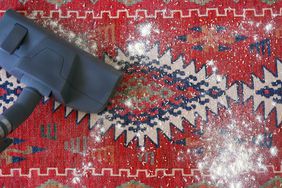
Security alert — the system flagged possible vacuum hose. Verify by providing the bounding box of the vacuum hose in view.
[0,87,41,138]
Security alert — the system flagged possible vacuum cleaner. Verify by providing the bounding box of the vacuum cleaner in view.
[0,9,122,152]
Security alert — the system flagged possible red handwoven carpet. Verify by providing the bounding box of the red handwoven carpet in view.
[0,0,282,187]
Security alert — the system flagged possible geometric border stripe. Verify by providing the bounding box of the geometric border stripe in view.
[0,8,281,19]
[1,166,281,178]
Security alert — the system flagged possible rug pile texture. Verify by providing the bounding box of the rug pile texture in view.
[0,0,281,187]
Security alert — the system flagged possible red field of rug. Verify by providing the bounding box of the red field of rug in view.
[0,0,281,187]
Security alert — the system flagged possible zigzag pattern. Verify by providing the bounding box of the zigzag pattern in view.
[243,59,282,126]
[101,44,238,146]
[52,101,99,125]
[0,8,281,19]
[0,165,281,178]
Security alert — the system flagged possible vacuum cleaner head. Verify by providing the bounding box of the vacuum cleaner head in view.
[0,9,122,150]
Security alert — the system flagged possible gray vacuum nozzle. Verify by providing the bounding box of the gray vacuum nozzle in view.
[0,9,122,151]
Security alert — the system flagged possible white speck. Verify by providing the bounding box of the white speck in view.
[248,21,254,26]
[256,22,261,27]
[212,66,217,72]
[124,99,133,107]
[91,42,98,51]
[128,42,146,56]
[100,127,105,133]
[95,136,101,142]
[113,64,122,70]
[116,123,122,129]
[255,115,262,123]
[229,182,242,188]
[257,155,267,171]
[87,162,93,167]
[256,53,262,60]
[207,60,215,66]
[253,35,258,41]
[265,23,273,33]
[198,162,205,171]
[139,23,152,37]
[72,177,81,184]
[75,38,83,46]
[69,31,76,39]
[154,29,160,34]
[255,134,263,145]
[49,20,58,28]
[90,131,95,138]
[270,146,278,156]
[216,75,222,82]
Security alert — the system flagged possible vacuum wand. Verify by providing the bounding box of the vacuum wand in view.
[0,9,122,150]
[0,87,41,138]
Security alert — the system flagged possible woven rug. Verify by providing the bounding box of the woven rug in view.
[0,0,281,187]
